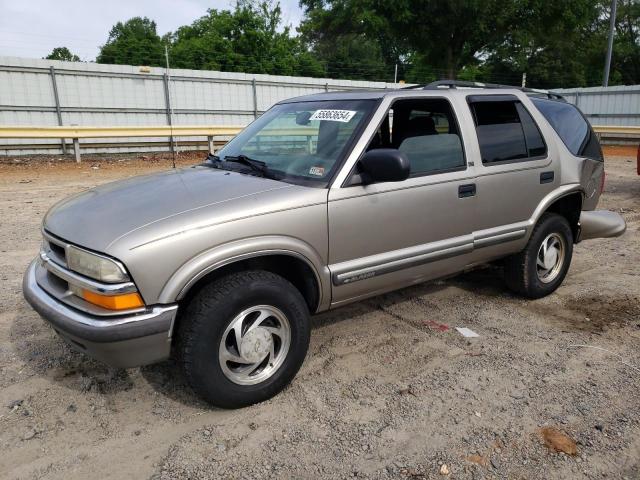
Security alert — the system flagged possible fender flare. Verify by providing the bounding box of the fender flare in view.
[525,184,584,234]
[157,235,330,310]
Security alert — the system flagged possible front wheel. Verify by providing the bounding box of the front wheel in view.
[504,213,574,299]
[176,270,310,408]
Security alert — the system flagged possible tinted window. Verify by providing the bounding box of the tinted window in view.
[531,97,602,160]
[516,103,547,156]
[366,98,465,176]
[470,99,547,164]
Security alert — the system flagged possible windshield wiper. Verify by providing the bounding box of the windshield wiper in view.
[223,155,277,179]
[202,153,224,168]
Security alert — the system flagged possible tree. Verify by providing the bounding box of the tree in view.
[300,0,521,81]
[299,0,404,81]
[97,17,164,66]
[166,1,324,77]
[298,0,640,87]
[376,0,524,80]
[45,47,80,62]
[482,1,605,88]
[610,0,640,85]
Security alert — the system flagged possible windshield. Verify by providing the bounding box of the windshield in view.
[215,99,376,186]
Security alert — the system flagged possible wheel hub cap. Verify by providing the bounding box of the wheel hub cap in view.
[536,233,565,284]
[239,327,273,363]
[218,305,291,386]
[543,247,558,270]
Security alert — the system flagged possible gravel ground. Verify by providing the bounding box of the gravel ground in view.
[0,152,638,480]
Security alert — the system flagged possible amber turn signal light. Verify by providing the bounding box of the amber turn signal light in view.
[82,290,144,310]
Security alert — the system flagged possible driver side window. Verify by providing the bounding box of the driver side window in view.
[367,98,466,176]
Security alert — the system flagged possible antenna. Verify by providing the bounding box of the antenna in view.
[165,44,176,169]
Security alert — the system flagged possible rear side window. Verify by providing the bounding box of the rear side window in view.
[531,97,603,160]
[469,97,547,165]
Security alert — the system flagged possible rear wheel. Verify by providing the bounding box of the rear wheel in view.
[177,270,310,408]
[504,213,573,299]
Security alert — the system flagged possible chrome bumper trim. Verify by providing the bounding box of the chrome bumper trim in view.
[23,260,177,342]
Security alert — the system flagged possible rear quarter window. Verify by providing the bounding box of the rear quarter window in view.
[468,97,547,165]
[531,97,603,160]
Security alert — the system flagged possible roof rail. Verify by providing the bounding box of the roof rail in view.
[420,80,565,100]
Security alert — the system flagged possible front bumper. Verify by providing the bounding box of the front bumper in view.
[578,210,627,242]
[22,260,178,368]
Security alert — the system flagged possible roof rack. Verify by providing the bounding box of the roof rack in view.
[404,80,564,100]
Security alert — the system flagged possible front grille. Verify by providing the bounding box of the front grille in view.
[46,270,68,291]
[48,242,66,262]
[43,232,68,267]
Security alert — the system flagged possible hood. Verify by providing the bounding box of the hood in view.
[44,166,293,252]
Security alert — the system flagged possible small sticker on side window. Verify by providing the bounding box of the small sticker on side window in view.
[309,166,325,176]
[309,109,356,123]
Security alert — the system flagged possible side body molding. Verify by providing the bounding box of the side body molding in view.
[328,184,585,291]
[158,236,330,311]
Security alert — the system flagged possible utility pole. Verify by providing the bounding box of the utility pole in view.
[165,44,176,167]
[521,72,527,88]
[394,64,398,84]
[603,0,617,87]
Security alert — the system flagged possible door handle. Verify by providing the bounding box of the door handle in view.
[540,171,555,184]
[458,183,476,198]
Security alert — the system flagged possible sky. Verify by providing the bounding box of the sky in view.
[0,0,304,61]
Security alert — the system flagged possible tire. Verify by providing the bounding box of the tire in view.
[504,213,574,299]
[176,270,310,408]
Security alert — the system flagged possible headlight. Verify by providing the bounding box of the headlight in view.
[66,245,129,283]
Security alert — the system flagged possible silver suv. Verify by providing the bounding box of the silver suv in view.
[23,81,626,408]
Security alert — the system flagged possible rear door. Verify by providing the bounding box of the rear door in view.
[468,94,559,241]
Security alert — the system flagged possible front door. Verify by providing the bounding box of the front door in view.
[327,97,478,306]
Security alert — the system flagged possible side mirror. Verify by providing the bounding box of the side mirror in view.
[358,149,410,184]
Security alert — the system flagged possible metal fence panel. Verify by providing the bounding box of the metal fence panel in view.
[1,55,638,155]
[554,85,640,126]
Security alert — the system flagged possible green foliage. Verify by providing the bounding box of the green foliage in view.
[377,0,520,80]
[92,0,640,87]
[298,0,403,80]
[299,0,640,87]
[45,47,80,62]
[97,17,165,66]
[483,0,605,88]
[611,0,640,84]
[166,1,324,77]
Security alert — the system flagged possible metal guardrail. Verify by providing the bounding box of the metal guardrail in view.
[592,125,640,146]
[592,126,640,135]
[0,124,638,162]
[0,125,244,162]
[0,125,243,138]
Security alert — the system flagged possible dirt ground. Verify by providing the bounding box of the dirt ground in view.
[0,151,638,480]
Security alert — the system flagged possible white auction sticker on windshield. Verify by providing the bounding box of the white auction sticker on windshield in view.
[309,109,357,123]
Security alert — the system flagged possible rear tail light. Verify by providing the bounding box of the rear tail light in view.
[600,170,606,194]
